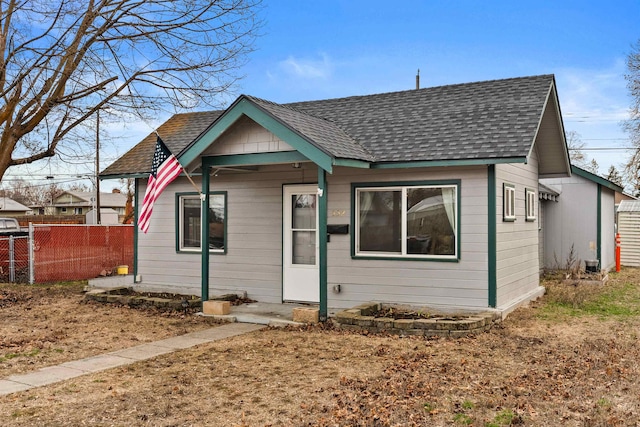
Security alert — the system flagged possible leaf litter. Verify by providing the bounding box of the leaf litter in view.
[1,271,640,425]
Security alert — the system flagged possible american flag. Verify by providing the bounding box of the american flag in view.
[138,136,182,233]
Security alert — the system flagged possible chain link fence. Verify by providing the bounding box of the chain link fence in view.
[0,235,30,282]
[0,224,134,283]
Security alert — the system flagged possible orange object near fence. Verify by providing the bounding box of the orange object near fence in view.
[616,232,621,273]
[32,225,133,283]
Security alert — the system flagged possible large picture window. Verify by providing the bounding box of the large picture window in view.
[355,183,458,259]
[177,192,226,253]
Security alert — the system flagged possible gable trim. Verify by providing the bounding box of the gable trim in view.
[180,97,334,173]
[531,81,572,178]
[571,165,624,193]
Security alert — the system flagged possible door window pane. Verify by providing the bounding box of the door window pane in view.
[292,230,316,265]
[292,194,316,229]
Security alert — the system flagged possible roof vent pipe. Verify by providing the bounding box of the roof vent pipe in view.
[416,69,420,89]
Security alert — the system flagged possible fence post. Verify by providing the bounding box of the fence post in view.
[8,235,14,282]
[29,223,34,284]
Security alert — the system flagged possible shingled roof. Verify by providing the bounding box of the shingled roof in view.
[102,111,222,177]
[102,74,560,177]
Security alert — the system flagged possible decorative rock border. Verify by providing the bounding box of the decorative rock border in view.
[84,287,201,310]
[333,302,501,337]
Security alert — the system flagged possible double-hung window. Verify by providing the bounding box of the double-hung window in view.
[503,184,516,221]
[525,188,536,221]
[354,182,459,259]
[176,192,226,253]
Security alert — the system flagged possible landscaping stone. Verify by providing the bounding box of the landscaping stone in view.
[292,307,319,324]
[84,288,202,312]
[332,301,501,338]
[203,301,231,315]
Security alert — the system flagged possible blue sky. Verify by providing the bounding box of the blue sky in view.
[9,0,640,189]
[235,0,638,179]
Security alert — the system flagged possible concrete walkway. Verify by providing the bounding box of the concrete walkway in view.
[0,322,265,397]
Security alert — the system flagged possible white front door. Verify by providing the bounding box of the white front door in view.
[283,185,319,302]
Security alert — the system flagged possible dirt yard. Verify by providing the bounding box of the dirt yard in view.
[2,271,640,426]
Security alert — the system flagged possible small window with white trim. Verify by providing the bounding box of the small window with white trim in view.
[525,188,536,221]
[503,184,516,221]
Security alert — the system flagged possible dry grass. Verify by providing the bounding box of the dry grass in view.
[2,270,640,426]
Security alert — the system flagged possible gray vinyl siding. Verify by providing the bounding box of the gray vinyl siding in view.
[541,174,616,271]
[495,149,541,309]
[326,166,489,311]
[136,164,489,310]
[201,115,294,156]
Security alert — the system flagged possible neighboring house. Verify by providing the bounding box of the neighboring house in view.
[0,197,32,216]
[615,191,636,207]
[101,74,571,319]
[617,200,640,267]
[50,190,127,221]
[540,166,622,272]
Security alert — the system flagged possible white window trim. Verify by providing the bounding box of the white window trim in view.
[525,188,536,221]
[503,184,516,221]
[354,184,458,260]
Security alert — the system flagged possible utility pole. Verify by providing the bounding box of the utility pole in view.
[96,110,101,224]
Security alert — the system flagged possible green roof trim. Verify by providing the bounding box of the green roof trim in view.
[333,158,371,168]
[204,151,309,167]
[180,97,334,173]
[371,157,527,169]
[571,165,624,193]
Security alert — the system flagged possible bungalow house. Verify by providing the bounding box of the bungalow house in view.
[0,197,32,216]
[48,190,127,222]
[101,74,571,319]
[539,166,622,272]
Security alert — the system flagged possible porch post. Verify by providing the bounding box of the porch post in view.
[318,168,328,321]
[597,184,602,267]
[487,164,497,308]
[201,165,210,306]
[133,178,139,283]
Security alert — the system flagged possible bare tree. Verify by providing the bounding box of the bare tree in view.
[0,0,262,181]
[625,39,640,194]
[606,165,624,187]
[566,130,589,168]
[584,158,599,175]
[1,178,62,207]
[625,39,640,144]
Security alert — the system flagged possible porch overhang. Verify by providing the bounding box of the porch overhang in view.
[180,97,336,174]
